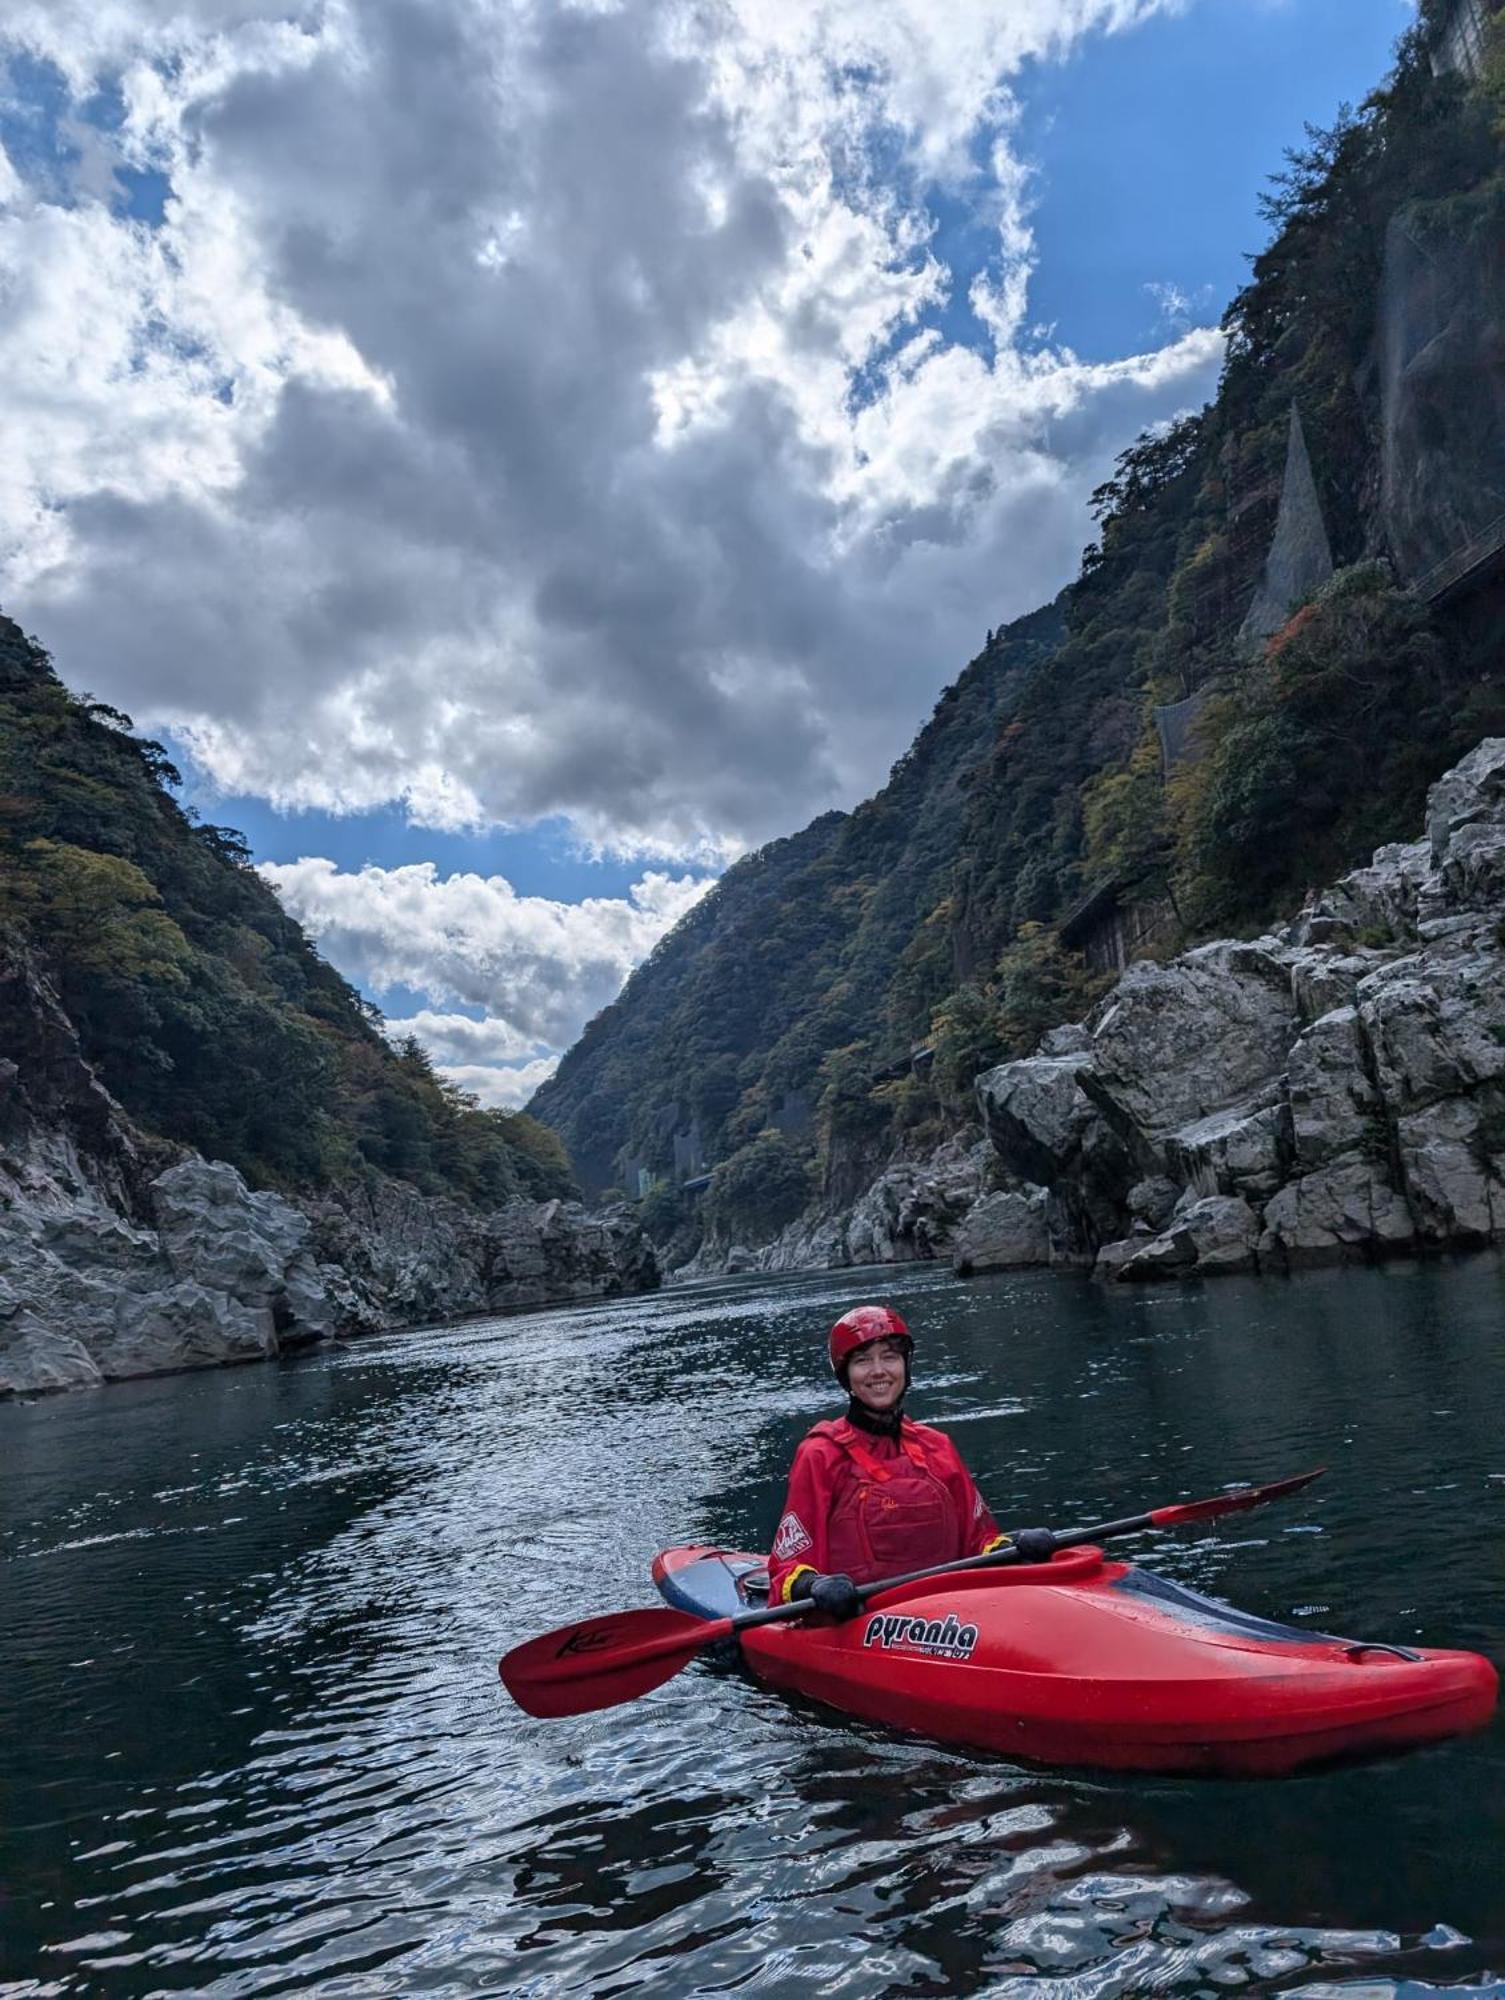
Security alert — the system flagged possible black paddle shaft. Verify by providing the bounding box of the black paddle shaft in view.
[718,1469,1327,1639]
[720,1514,1151,1640]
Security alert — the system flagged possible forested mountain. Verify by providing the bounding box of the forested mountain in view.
[533,4,1505,1233]
[0,617,572,1204]
[531,599,1066,1198]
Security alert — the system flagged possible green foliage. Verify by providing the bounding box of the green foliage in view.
[1174,565,1455,924]
[1079,738,1172,890]
[703,1131,813,1241]
[0,617,576,1203]
[495,1110,576,1200]
[636,1178,686,1244]
[10,840,192,988]
[927,984,1006,1105]
[994,928,1111,1060]
[816,1042,889,1150]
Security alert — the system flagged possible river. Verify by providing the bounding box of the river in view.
[3,1258,1504,1997]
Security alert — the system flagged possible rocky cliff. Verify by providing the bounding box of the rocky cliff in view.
[0,941,657,1398]
[670,1134,995,1281]
[667,738,1505,1290]
[968,738,1505,1280]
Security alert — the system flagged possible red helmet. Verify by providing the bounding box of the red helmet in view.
[828,1304,912,1381]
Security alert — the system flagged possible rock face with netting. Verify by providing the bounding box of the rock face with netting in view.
[1238,404,1335,647]
[1380,210,1505,602]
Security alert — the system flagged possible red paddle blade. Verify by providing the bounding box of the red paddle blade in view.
[500,1606,726,1718]
[1149,1466,1327,1528]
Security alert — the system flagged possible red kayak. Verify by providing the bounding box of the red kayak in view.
[652,1544,1497,1776]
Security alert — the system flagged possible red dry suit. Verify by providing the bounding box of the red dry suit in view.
[768,1414,1004,1603]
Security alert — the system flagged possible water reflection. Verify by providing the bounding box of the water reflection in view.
[2,1257,1503,1996]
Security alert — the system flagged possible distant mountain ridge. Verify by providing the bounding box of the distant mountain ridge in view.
[530,597,1066,1194]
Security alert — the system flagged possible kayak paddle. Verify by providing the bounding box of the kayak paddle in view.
[500,1466,1325,1719]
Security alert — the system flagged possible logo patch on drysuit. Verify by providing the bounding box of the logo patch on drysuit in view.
[772,1511,813,1560]
[863,1608,980,1662]
[972,1490,986,1520]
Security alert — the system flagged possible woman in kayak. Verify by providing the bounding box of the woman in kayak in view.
[768,1303,1055,1620]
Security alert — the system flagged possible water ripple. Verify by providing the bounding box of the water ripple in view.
[3,1257,1504,1996]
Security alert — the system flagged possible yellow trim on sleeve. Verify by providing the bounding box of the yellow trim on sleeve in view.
[982,1534,1011,1554]
[779,1563,818,1604]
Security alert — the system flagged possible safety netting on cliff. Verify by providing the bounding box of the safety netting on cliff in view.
[1380,208,1505,602]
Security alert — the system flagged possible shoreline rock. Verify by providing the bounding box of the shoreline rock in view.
[0,944,658,1399]
[973,737,1505,1283]
[667,738,1505,1295]
[668,1134,993,1283]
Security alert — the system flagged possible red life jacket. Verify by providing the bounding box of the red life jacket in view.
[811,1417,967,1584]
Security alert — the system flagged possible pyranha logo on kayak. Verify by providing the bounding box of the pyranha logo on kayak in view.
[863,1610,980,1663]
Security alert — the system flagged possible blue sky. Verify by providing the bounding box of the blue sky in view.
[0,0,1415,1106]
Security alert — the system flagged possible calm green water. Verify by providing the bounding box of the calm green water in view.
[4,1258,1505,1998]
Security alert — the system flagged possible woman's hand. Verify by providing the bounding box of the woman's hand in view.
[792,1570,863,1620]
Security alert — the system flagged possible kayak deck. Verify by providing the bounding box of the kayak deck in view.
[651,1544,1498,1776]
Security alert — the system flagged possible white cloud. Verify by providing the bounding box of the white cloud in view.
[437,1056,561,1111]
[261,855,714,1047]
[0,0,1223,862]
[380,1009,564,1110]
[381,1008,543,1066]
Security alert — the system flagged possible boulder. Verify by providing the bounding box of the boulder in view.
[1259,1160,1414,1269]
[1164,1096,1291,1201]
[1396,1096,1504,1243]
[951,1187,1051,1275]
[152,1158,339,1343]
[1285,946,1386,1023]
[1114,1195,1261,1281]
[976,1052,1100,1185]
[975,1053,1132,1251]
[1358,939,1505,1113]
[1287,840,1429,951]
[0,1312,103,1395]
[1286,1008,1383,1170]
[1427,737,1505,867]
[1092,1235,1147,1280]
[1127,1177,1181,1231]
[1086,940,1300,1152]
[841,1149,983,1266]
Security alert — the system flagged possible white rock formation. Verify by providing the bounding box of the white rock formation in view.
[974,738,1505,1281]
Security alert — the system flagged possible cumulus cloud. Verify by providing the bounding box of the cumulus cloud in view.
[435,1057,560,1111]
[378,1006,559,1109]
[262,856,713,1062]
[380,1007,544,1067]
[1,0,1223,863]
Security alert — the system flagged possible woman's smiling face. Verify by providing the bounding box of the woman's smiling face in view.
[845,1335,907,1411]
